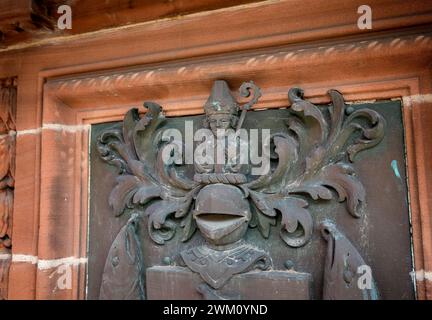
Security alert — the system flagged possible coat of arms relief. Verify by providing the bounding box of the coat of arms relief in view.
[95,80,385,300]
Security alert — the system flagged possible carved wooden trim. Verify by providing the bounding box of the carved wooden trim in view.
[0,77,16,300]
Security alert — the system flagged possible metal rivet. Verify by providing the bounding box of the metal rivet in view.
[112,256,119,267]
[162,256,172,265]
[284,260,294,270]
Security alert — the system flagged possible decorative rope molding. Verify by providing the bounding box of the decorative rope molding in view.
[46,33,432,100]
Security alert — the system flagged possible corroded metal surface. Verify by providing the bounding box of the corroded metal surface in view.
[88,80,413,299]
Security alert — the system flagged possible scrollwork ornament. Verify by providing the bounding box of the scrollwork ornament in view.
[97,80,385,298]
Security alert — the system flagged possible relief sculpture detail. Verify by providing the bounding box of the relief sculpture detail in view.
[0,78,16,300]
[96,80,385,300]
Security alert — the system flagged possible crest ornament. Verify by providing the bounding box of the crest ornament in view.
[96,80,385,299]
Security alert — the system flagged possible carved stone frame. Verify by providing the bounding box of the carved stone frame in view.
[1,0,431,299]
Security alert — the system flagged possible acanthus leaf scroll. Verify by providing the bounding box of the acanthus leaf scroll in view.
[96,80,385,298]
[97,103,199,244]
